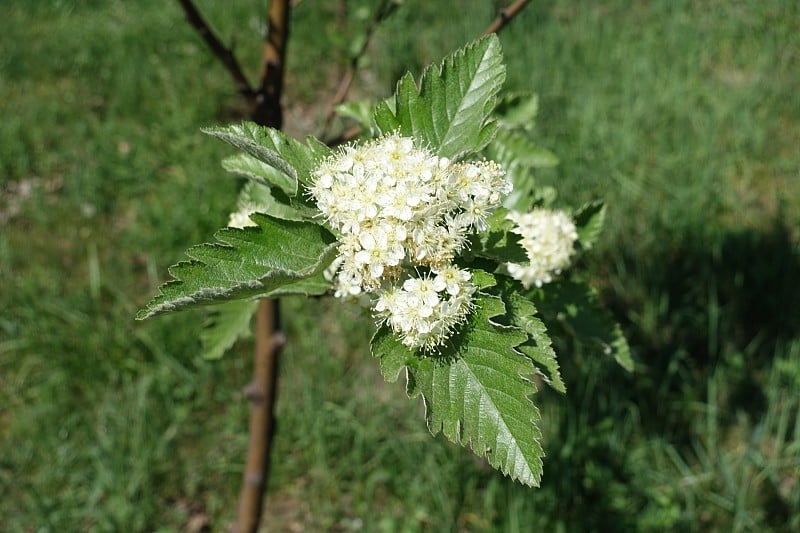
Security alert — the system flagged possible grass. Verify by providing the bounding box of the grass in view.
[2,0,799,531]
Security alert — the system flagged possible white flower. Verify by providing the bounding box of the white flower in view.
[505,208,578,288]
[306,133,510,349]
[432,265,472,296]
[374,270,476,352]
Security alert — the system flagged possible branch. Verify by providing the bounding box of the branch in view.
[176,0,255,100]
[252,0,291,128]
[234,2,291,532]
[483,0,530,36]
[234,300,285,533]
[320,0,399,137]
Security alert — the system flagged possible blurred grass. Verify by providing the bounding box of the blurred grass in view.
[1,0,798,531]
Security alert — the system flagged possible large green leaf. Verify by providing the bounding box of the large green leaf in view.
[200,300,258,360]
[137,214,336,319]
[374,35,506,160]
[371,291,544,487]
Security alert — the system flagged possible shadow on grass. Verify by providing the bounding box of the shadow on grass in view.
[608,215,799,428]
[518,213,800,530]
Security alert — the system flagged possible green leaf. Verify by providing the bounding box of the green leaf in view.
[498,163,537,213]
[574,201,606,250]
[137,214,336,319]
[262,272,332,298]
[484,131,558,213]
[371,291,544,487]
[222,153,296,196]
[335,100,375,131]
[490,279,565,393]
[467,208,528,264]
[204,122,332,190]
[533,279,633,371]
[370,325,419,383]
[236,181,306,222]
[374,35,506,160]
[495,92,539,129]
[470,269,497,290]
[491,129,559,169]
[200,300,258,360]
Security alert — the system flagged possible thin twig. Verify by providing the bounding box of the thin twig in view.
[326,125,364,147]
[320,0,399,138]
[483,0,530,35]
[176,0,255,100]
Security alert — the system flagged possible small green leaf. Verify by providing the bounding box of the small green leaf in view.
[374,35,506,160]
[235,181,306,222]
[495,93,539,129]
[372,291,545,487]
[574,201,606,250]
[490,129,559,169]
[204,123,331,190]
[200,300,258,360]
[498,164,537,213]
[137,214,336,319]
[335,100,375,131]
[533,279,633,371]
[222,153,296,195]
[370,324,419,382]
[467,208,528,264]
[470,268,497,290]
[484,130,558,214]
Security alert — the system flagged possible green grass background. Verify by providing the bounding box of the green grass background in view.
[2,0,799,531]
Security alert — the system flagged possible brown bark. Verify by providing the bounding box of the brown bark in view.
[252,0,290,129]
[234,2,291,532]
[233,300,285,533]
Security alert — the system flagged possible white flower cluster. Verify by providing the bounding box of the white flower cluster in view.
[308,133,511,351]
[374,266,476,349]
[506,208,578,288]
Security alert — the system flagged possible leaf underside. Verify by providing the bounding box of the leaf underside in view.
[222,153,296,196]
[200,299,258,360]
